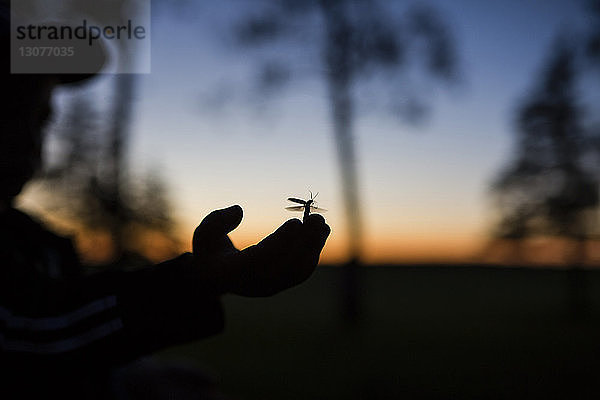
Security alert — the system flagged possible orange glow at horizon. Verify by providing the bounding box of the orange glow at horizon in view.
[17,189,600,268]
[152,220,486,265]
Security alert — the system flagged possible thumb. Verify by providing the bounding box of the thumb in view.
[193,205,243,253]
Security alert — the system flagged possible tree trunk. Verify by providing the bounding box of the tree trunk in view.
[108,71,136,259]
[322,0,363,324]
[567,235,589,321]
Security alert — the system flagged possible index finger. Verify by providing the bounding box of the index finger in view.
[303,214,331,251]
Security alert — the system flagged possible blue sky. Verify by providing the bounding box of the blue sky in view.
[30,0,595,264]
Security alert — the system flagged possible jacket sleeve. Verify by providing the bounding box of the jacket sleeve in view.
[0,252,224,369]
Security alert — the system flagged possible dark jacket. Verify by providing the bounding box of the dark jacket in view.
[0,208,224,398]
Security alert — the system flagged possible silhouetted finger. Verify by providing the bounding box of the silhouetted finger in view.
[302,214,331,250]
[229,219,303,274]
[304,213,327,229]
[282,215,329,284]
[193,205,243,254]
[194,205,242,240]
[275,218,303,236]
[257,218,303,248]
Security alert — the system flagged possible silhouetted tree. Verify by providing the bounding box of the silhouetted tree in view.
[61,0,146,261]
[233,0,458,322]
[20,0,176,266]
[493,43,598,251]
[39,93,179,266]
[586,0,600,67]
[490,39,600,319]
[492,39,600,261]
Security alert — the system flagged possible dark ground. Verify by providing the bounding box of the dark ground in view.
[159,265,600,399]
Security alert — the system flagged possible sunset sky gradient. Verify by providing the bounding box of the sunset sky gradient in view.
[19,0,596,265]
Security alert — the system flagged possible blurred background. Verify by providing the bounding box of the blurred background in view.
[15,0,600,398]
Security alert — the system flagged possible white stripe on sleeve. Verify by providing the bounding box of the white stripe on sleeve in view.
[0,318,123,354]
[0,295,118,331]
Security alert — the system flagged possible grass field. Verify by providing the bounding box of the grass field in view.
[159,266,600,399]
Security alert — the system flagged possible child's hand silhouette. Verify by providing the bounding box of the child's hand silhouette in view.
[193,205,330,297]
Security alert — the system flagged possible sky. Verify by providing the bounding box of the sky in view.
[20,0,596,265]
